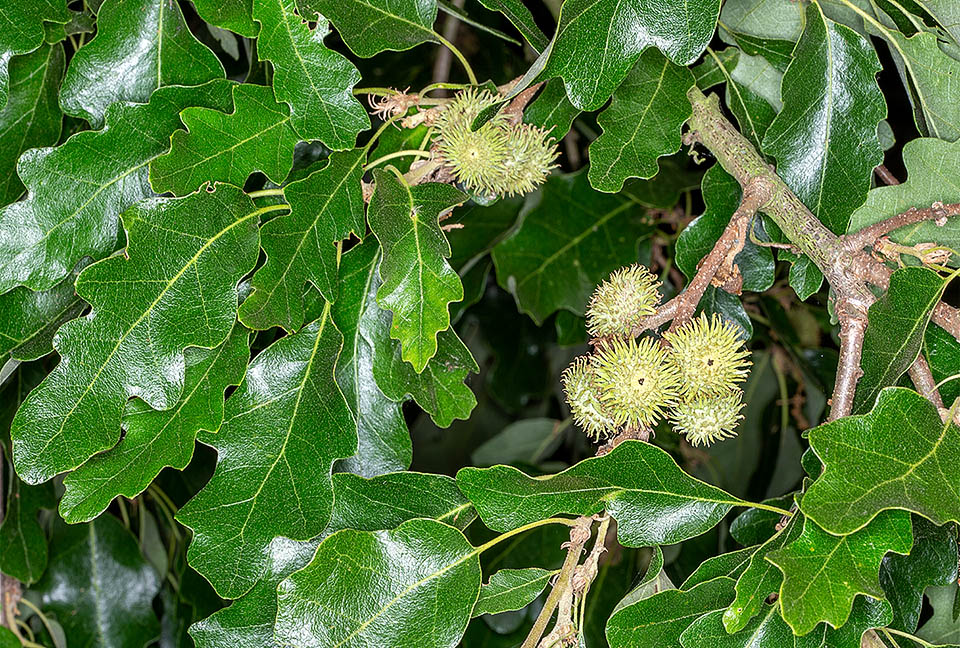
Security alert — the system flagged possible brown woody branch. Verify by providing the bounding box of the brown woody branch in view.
[842,201,960,252]
[908,353,945,412]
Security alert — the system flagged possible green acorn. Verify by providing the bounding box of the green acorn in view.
[562,356,616,440]
[591,336,681,429]
[586,265,661,337]
[664,314,751,398]
[670,392,745,447]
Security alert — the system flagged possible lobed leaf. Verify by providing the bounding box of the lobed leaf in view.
[472,568,556,617]
[192,0,258,37]
[298,0,439,58]
[0,0,69,109]
[0,477,54,584]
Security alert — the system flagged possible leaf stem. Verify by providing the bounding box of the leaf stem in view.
[418,82,468,99]
[249,203,291,219]
[472,517,579,556]
[361,113,406,155]
[353,87,402,97]
[364,149,432,171]
[18,597,57,646]
[744,500,793,517]
[432,32,478,85]
[247,187,285,199]
[883,628,938,648]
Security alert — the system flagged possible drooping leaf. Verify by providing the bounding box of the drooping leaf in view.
[683,603,801,648]
[11,183,261,485]
[0,476,54,584]
[368,170,466,372]
[588,47,694,193]
[0,263,86,362]
[457,440,753,547]
[767,510,913,635]
[853,267,945,413]
[252,0,368,146]
[471,418,567,468]
[802,387,960,536]
[472,568,556,617]
[150,83,299,196]
[476,0,548,51]
[59,323,250,524]
[881,516,959,633]
[694,46,739,90]
[192,0,258,37]
[918,585,960,646]
[724,51,781,151]
[33,515,162,648]
[719,0,804,43]
[0,0,69,110]
[275,518,481,648]
[681,547,757,590]
[240,149,366,332]
[761,2,884,235]
[728,494,794,546]
[523,78,579,139]
[490,170,652,324]
[298,0,439,58]
[540,0,721,110]
[190,471,471,647]
[0,43,64,206]
[59,0,224,128]
[0,79,234,293]
[848,137,960,254]
[606,577,736,648]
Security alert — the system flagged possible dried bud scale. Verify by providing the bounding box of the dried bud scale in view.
[586,265,661,337]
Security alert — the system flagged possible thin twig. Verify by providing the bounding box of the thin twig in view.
[843,201,960,252]
[874,164,900,186]
[908,353,945,412]
[830,314,867,420]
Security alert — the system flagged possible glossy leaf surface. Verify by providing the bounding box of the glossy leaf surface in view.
[299,0,439,57]
[473,568,555,617]
[0,0,69,109]
[0,265,85,362]
[0,477,54,584]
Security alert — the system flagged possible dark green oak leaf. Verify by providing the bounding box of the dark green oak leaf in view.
[59,323,251,524]
[252,0,368,146]
[332,239,411,477]
[767,510,913,635]
[848,137,960,256]
[32,515,162,648]
[0,628,16,647]
[0,0,69,110]
[523,78,579,139]
[802,387,960,536]
[59,0,224,127]
[239,149,365,332]
[681,547,757,590]
[192,0,258,37]
[473,568,556,617]
[606,577,735,648]
[297,0,439,58]
[275,518,481,648]
[190,471,473,647]
[0,476,55,584]
[368,169,466,372]
[761,2,884,236]
[0,43,63,206]
[0,79,234,293]
[540,0,721,110]
[0,263,86,362]
[10,183,260,485]
[853,267,945,414]
[150,83,299,196]
[490,170,651,324]
[693,46,739,90]
[918,585,960,646]
[714,50,780,151]
[457,440,755,547]
[476,0,548,51]
[728,494,794,546]
[177,307,356,599]
[881,516,959,632]
[588,47,694,192]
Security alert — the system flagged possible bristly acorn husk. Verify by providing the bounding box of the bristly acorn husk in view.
[664,313,751,398]
[586,264,661,337]
[562,356,616,440]
[670,392,745,447]
[591,336,680,429]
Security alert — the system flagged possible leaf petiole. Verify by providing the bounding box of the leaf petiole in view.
[433,32,479,85]
[364,149,432,171]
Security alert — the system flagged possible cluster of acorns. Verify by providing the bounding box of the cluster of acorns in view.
[562,265,752,447]
[434,88,559,197]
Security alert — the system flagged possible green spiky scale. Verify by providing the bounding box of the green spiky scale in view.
[562,356,616,440]
[664,314,751,399]
[591,336,680,429]
[586,265,661,337]
[670,392,745,447]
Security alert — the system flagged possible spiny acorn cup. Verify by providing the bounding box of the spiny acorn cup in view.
[670,392,745,447]
[664,313,751,398]
[434,88,559,197]
[591,336,681,429]
[586,265,661,337]
[562,356,617,440]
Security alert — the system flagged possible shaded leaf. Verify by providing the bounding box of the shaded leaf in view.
[802,387,960,535]
[60,0,223,127]
[0,43,64,206]
[299,0,439,58]
[729,494,794,546]
[919,585,960,646]
[253,0,368,146]
[150,83,299,196]
[0,79,234,293]
[886,30,960,142]
[332,239,411,477]
[177,308,356,598]
[33,515,162,648]
[472,568,555,617]
[368,170,466,372]
[768,510,913,635]
[476,0,548,52]
[854,267,945,413]
[59,323,250,523]
[11,183,260,485]
[491,170,651,324]
[275,518,481,648]
[192,0,258,37]
[0,476,54,584]
[471,418,567,468]
[588,48,694,193]
[0,0,69,109]
[540,0,721,110]
[725,51,781,151]
[523,78,579,139]
[681,547,757,590]
[457,440,752,547]
[683,603,805,648]
[693,46,739,90]
[240,149,365,331]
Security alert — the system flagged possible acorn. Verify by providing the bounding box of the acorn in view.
[591,336,681,429]
[586,265,661,337]
[664,313,751,399]
[562,356,616,440]
[670,392,745,447]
